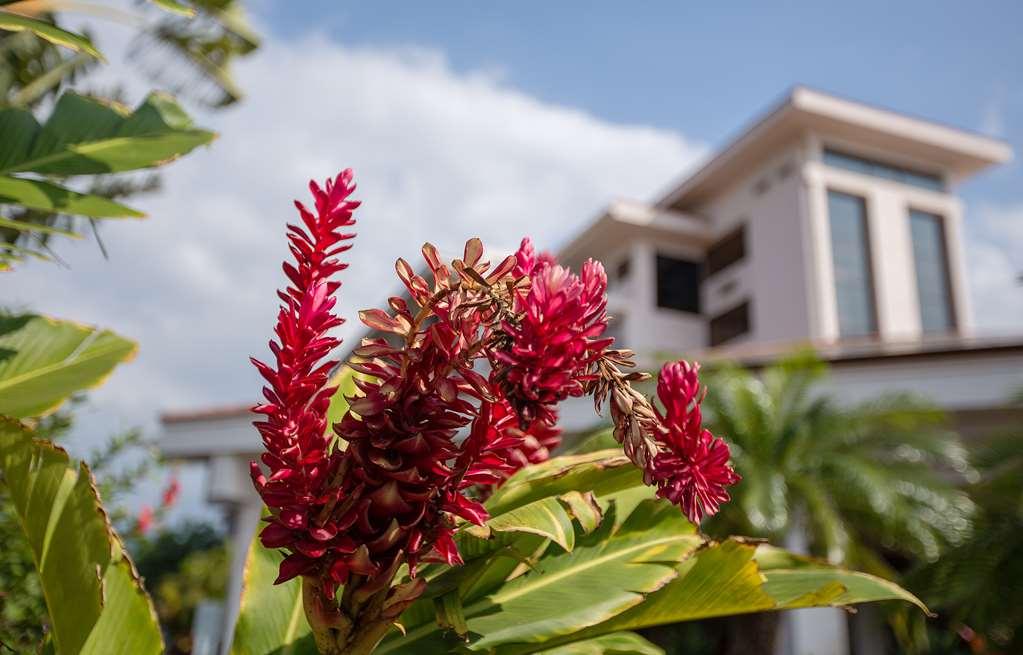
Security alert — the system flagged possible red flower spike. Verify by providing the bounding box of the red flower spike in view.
[249,170,359,587]
[647,361,741,524]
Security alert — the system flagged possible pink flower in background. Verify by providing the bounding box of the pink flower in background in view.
[136,505,154,535]
[160,476,180,509]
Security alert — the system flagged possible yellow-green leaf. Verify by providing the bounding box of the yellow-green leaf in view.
[0,419,162,654]
[0,314,136,418]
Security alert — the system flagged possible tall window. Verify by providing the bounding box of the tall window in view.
[909,209,955,333]
[828,191,877,337]
[656,253,701,313]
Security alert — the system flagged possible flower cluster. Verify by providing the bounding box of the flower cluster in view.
[492,238,612,426]
[251,169,739,653]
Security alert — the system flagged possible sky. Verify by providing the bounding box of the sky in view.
[4,1,1022,523]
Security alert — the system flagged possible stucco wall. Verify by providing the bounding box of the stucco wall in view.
[698,144,815,345]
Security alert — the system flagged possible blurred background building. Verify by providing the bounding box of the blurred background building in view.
[159,87,1021,655]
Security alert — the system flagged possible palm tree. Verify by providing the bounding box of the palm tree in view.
[695,352,975,654]
[906,392,1023,654]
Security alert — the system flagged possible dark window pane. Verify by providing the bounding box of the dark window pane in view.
[706,225,746,277]
[710,301,750,346]
[910,210,955,333]
[828,191,877,337]
[823,148,945,192]
[656,254,701,313]
[615,257,631,282]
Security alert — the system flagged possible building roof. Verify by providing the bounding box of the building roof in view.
[161,403,253,425]
[695,333,1023,369]
[557,199,712,267]
[656,86,1013,211]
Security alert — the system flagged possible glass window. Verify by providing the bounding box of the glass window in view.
[709,301,750,346]
[909,210,955,333]
[656,254,701,313]
[706,225,746,277]
[823,148,945,192]
[828,191,877,337]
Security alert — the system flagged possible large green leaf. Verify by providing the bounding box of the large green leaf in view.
[229,527,316,655]
[501,540,928,654]
[0,91,215,177]
[0,419,162,654]
[0,91,215,267]
[0,314,136,418]
[378,449,925,654]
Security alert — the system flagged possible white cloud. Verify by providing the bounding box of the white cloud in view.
[966,203,1023,333]
[3,31,703,451]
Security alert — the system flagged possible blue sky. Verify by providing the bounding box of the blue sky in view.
[263,0,1022,205]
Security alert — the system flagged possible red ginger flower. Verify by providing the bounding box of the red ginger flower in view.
[492,238,612,425]
[647,361,741,524]
[249,170,358,587]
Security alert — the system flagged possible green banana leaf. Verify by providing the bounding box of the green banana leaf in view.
[0,90,215,267]
[0,314,136,418]
[0,11,103,59]
[0,91,215,177]
[534,632,663,655]
[0,418,163,654]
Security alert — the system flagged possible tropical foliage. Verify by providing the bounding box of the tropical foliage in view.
[226,170,927,654]
[0,0,257,269]
[699,354,975,571]
[907,402,1023,653]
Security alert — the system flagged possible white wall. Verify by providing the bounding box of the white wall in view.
[698,145,816,345]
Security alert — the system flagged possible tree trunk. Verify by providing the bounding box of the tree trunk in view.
[720,612,782,655]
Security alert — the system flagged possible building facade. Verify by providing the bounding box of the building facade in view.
[160,88,1022,655]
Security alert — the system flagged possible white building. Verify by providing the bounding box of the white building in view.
[160,87,1022,654]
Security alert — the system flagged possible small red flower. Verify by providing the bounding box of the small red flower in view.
[160,476,180,509]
